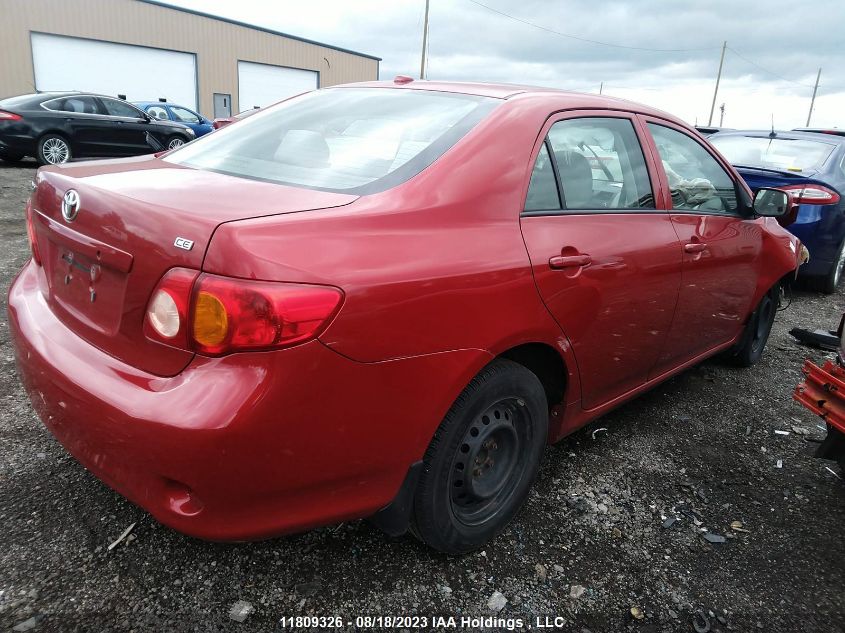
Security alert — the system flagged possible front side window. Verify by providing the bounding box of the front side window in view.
[146,105,169,121]
[171,106,200,124]
[547,117,654,210]
[166,88,498,193]
[648,123,738,213]
[101,98,143,118]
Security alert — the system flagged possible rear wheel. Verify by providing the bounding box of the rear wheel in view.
[730,286,778,367]
[411,359,547,554]
[37,134,71,165]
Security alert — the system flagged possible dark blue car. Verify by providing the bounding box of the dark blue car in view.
[710,130,845,293]
[134,102,213,138]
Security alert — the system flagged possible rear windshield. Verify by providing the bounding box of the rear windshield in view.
[710,135,836,173]
[166,88,499,193]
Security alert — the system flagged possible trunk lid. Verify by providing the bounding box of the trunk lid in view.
[30,157,357,376]
[734,165,822,191]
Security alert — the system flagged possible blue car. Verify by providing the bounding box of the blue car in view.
[134,102,213,138]
[710,130,845,293]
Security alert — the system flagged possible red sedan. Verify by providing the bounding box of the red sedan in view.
[9,79,803,554]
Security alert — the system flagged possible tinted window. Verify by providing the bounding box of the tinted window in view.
[171,106,200,124]
[101,98,143,118]
[547,118,654,210]
[525,143,560,211]
[709,134,836,173]
[146,105,169,121]
[166,88,498,193]
[649,123,738,213]
[43,96,100,114]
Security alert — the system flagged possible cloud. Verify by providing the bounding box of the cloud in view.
[160,0,845,129]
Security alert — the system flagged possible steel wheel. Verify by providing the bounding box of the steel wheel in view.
[449,398,528,526]
[41,137,70,164]
[167,137,185,150]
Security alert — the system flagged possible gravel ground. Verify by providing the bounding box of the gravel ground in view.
[1,159,844,633]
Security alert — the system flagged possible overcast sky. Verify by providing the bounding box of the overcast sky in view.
[162,0,845,130]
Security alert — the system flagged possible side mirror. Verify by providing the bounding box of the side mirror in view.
[752,188,791,217]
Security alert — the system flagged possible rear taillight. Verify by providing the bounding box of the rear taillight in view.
[144,268,199,349]
[144,270,343,355]
[25,199,41,265]
[0,110,22,121]
[777,184,841,205]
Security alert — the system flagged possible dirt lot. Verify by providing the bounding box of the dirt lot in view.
[0,159,843,633]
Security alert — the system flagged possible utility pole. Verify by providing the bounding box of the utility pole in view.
[708,41,727,127]
[719,103,725,127]
[599,82,603,95]
[806,68,821,127]
[419,0,430,80]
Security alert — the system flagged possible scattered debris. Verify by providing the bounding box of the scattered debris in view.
[730,520,750,533]
[228,600,254,623]
[534,563,547,581]
[776,460,783,469]
[487,590,507,612]
[439,585,452,597]
[703,532,726,544]
[692,610,712,633]
[35,452,46,459]
[630,606,645,620]
[792,426,810,436]
[591,427,608,440]
[662,516,678,529]
[12,617,41,632]
[825,466,842,480]
[789,326,839,351]
[612,527,622,538]
[553,564,565,573]
[107,522,136,551]
[774,430,790,436]
[569,585,586,599]
[745,425,752,437]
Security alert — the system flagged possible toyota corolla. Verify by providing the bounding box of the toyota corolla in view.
[8,79,804,554]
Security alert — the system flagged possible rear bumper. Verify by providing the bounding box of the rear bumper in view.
[9,260,488,540]
[789,213,842,277]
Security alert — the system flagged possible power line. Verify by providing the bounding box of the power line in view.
[726,46,815,88]
[466,0,719,52]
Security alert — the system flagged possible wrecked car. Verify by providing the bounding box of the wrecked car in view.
[9,79,805,553]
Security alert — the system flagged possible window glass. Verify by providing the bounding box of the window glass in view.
[166,88,498,194]
[101,98,143,118]
[146,105,169,121]
[547,117,654,210]
[648,123,738,213]
[170,106,200,124]
[525,143,561,211]
[43,96,100,114]
[709,134,835,173]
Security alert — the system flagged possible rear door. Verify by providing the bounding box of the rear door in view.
[43,96,113,156]
[641,118,762,376]
[519,111,682,409]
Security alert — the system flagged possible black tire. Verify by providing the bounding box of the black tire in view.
[812,239,845,295]
[0,150,25,163]
[166,135,188,150]
[37,134,71,165]
[730,286,779,367]
[411,359,548,554]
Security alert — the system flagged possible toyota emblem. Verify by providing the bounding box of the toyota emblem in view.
[61,189,80,222]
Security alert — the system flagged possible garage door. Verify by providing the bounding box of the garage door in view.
[31,33,198,111]
[237,61,318,112]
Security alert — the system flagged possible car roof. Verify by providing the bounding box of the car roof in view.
[330,79,684,122]
[709,129,845,145]
[134,101,193,108]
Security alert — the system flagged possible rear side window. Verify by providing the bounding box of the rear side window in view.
[648,123,739,214]
[525,143,561,211]
[42,96,100,114]
[547,117,654,210]
[166,88,499,194]
[146,105,169,120]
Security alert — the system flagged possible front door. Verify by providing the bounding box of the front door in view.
[96,97,151,156]
[519,112,682,410]
[642,119,762,376]
[213,93,232,118]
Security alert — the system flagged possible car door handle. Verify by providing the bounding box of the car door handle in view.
[549,254,592,269]
[684,242,708,253]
